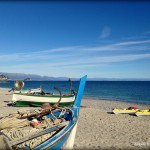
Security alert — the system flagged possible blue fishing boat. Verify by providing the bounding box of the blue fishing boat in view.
[0,75,87,150]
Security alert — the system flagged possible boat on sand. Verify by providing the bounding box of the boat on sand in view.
[112,106,138,114]
[0,75,87,150]
[135,109,150,116]
[11,81,76,107]
[12,91,75,107]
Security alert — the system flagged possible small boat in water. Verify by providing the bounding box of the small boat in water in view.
[0,75,87,150]
[112,106,138,114]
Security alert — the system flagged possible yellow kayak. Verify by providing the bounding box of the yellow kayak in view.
[135,109,150,116]
[113,107,138,114]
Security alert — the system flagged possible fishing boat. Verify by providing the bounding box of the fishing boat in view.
[112,106,138,114]
[0,75,87,150]
[10,80,76,107]
[11,81,76,107]
[135,109,150,116]
[12,92,76,107]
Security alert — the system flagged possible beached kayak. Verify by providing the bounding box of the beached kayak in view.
[135,109,150,116]
[112,106,138,114]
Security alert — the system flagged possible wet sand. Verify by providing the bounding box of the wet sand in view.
[0,88,150,150]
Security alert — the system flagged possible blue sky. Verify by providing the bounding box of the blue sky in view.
[0,2,150,79]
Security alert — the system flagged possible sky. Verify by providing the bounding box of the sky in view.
[0,1,150,79]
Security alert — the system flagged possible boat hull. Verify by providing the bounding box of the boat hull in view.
[12,93,75,107]
[113,111,137,114]
[34,116,78,150]
[35,75,87,149]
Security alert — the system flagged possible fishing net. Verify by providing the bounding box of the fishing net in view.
[0,109,68,150]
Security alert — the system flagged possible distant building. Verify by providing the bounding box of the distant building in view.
[0,74,9,83]
[0,74,9,80]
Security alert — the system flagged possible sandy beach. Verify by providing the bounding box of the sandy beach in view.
[0,88,150,150]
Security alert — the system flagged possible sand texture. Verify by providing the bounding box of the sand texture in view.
[0,88,150,150]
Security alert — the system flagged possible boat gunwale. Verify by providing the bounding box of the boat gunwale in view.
[34,109,78,150]
[13,93,75,98]
[34,75,87,149]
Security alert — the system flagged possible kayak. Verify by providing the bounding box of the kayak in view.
[135,109,150,116]
[112,106,138,114]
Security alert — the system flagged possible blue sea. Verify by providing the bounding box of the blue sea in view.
[0,81,150,105]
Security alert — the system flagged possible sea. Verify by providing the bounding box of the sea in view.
[0,81,150,105]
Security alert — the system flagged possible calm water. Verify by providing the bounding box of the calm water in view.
[0,81,150,104]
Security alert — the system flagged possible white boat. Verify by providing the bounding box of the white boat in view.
[12,91,75,107]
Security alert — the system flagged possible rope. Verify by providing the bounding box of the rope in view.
[1,118,64,149]
[0,114,30,130]
[16,131,56,149]
[0,108,69,149]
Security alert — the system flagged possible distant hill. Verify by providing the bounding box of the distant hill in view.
[0,72,150,81]
[0,72,71,81]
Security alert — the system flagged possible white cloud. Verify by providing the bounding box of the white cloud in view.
[114,39,150,46]
[92,53,150,63]
[82,39,150,52]
[143,31,150,34]
[1,39,150,63]
[1,52,150,70]
[100,26,111,39]
[1,38,150,77]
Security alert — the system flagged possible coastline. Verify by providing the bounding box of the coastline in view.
[0,88,150,149]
